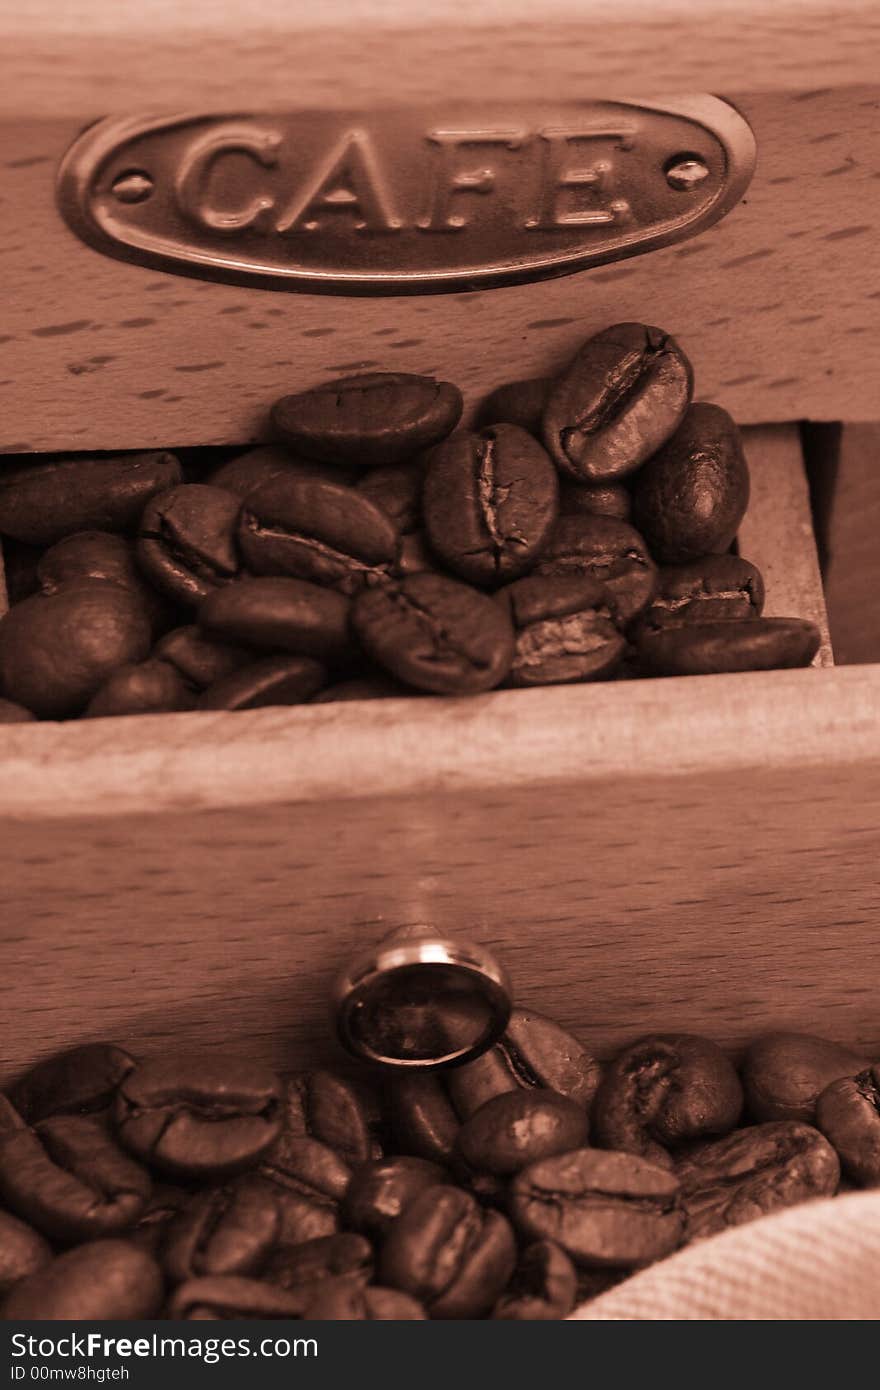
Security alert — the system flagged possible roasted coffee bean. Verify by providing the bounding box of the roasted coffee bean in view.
[638,555,765,630]
[271,372,463,467]
[676,1121,840,1241]
[251,1083,358,1246]
[312,674,412,703]
[448,1008,602,1119]
[510,1149,684,1268]
[5,1016,871,1320]
[496,573,625,686]
[0,696,36,722]
[115,1056,282,1180]
[0,1210,53,1297]
[208,445,349,497]
[84,660,199,717]
[260,1232,373,1293]
[0,1115,151,1242]
[356,463,424,534]
[352,572,514,694]
[2,1240,163,1320]
[245,1181,338,1251]
[743,1033,872,1124]
[0,1095,24,1131]
[247,1134,349,1247]
[8,1042,136,1124]
[534,514,657,625]
[492,1240,578,1321]
[422,425,559,585]
[476,377,552,438]
[137,484,241,605]
[395,529,439,576]
[36,531,145,590]
[454,1170,509,1210]
[167,1275,310,1320]
[199,576,353,662]
[635,617,821,677]
[381,1184,516,1318]
[278,1072,383,1164]
[0,452,182,547]
[262,1119,357,1199]
[815,1066,880,1186]
[343,1156,447,1237]
[38,532,143,594]
[593,1035,743,1166]
[304,1279,427,1319]
[199,655,327,710]
[0,584,152,718]
[543,324,693,483]
[456,1089,589,1176]
[238,475,399,594]
[162,1181,280,1282]
[1,539,41,603]
[631,403,749,562]
[37,531,173,634]
[127,1183,191,1257]
[560,480,632,521]
[154,625,251,689]
[387,1075,460,1164]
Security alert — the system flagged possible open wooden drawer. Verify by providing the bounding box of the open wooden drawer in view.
[2,425,875,1083]
[1,1,879,1085]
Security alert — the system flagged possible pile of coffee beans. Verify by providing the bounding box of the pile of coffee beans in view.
[0,322,821,722]
[1,1026,875,1320]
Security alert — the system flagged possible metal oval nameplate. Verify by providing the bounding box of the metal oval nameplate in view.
[57,97,756,295]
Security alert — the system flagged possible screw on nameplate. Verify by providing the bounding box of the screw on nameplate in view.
[110,170,154,204]
[665,155,711,191]
[56,98,756,295]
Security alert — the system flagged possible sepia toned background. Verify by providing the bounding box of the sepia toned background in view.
[0,0,878,1077]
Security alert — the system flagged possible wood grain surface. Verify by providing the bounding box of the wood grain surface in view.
[1,83,879,452]
[738,426,832,665]
[6,1,880,116]
[1,430,873,1080]
[2,668,879,1083]
[824,423,880,665]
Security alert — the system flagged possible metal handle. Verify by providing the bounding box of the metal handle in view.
[332,925,512,1070]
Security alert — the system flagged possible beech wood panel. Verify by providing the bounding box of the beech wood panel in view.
[2,672,880,1085]
[737,427,832,665]
[1,84,879,452]
[825,424,880,665]
[6,1,880,116]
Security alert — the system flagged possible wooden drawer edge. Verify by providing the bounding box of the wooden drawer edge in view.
[0,424,837,821]
[4,727,880,1076]
[7,2,880,115]
[0,663,876,822]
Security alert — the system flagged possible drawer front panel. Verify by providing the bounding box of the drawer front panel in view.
[2,747,880,1082]
[1,87,878,453]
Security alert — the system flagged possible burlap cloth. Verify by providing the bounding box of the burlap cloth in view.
[569,1192,880,1320]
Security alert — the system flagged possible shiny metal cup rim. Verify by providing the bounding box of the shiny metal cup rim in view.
[332,935,512,1070]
